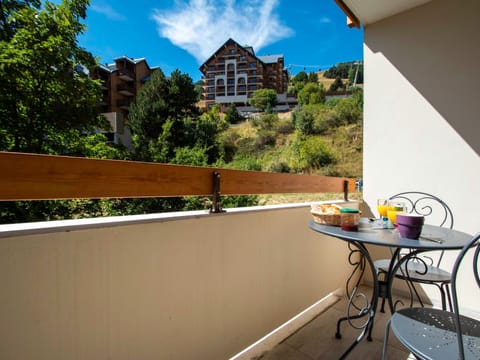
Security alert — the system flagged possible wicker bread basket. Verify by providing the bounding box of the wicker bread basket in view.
[310,204,342,226]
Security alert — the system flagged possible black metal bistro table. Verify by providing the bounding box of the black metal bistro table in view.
[309,218,472,359]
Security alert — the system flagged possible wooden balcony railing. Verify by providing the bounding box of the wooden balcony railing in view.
[0,152,355,205]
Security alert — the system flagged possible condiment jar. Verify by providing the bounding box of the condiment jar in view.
[340,208,360,231]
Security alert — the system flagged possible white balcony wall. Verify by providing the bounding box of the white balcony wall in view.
[362,0,480,312]
[0,205,353,360]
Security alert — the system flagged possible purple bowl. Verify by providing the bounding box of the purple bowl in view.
[396,214,425,227]
[397,223,423,239]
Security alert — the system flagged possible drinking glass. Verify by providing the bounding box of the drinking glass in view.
[377,199,389,219]
[387,201,407,227]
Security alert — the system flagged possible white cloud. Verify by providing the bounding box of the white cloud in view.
[91,2,126,21]
[151,0,293,63]
[318,16,331,24]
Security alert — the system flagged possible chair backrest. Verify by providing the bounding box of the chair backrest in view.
[389,191,454,229]
[450,232,480,359]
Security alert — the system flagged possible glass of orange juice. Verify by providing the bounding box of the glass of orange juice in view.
[387,201,407,227]
[377,199,389,219]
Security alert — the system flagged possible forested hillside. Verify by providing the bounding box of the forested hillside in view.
[0,0,363,223]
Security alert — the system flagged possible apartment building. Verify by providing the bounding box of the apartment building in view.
[199,38,290,111]
[93,56,158,148]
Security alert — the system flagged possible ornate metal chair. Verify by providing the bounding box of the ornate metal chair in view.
[382,232,480,359]
[374,192,454,311]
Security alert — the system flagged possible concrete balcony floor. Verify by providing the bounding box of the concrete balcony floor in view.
[260,287,415,360]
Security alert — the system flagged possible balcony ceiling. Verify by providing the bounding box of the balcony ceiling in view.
[340,0,433,26]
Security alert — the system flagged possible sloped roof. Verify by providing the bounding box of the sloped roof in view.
[200,38,243,68]
[244,46,255,56]
[199,38,284,71]
[258,55,283,64]
[105,56,157,72]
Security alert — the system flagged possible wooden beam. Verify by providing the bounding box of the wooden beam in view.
[334,0,361,29]
[0,152,355,201]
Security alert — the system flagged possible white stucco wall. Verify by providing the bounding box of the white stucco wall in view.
[0,205,352,360]
[362,0,480,312]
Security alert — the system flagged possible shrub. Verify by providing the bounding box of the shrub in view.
[292,108,314,135]
[267,160,291,173]
[172,146,208,166]
[288,134,336,172]
[225,104,243,124]
[228,154,262,171]
[254,129,276,150]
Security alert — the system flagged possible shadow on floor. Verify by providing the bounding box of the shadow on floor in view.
[258,287,416,360]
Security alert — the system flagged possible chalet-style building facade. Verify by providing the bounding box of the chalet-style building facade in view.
[93,56,158,148]
[199,38,290,111]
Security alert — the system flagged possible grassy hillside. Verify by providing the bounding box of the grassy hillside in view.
[219,106,363,204]
[222,115,362,176]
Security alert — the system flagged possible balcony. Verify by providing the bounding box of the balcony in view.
[0,1,478,357]
[117,83,135,96]
[0,152,369,359]
[118,69,135,82]
[117,98,132,110]
[254,286,412,359]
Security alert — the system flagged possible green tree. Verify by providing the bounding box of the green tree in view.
[308,72,318,83]
[293,71,308,83]
[292,107,314,135]
[297,82,325,105]
[329,77,345,93]
[333,92,363,125]
[0,0,130,224]
[193,106,228,163]
[288,134,336,173]
[248,88,277,112]
[225,104,243,124]
[0,0,41,41]
[0,0,107,154]
[324,63,350,79]
[128,69,200,161]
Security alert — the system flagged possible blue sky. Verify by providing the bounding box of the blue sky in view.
[79,0,363,82]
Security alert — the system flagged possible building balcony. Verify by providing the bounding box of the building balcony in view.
[1,202,378,359]
[118,69,135,82]
[116,98,132,109]
[117,84,135,96]
[0,152,376,359]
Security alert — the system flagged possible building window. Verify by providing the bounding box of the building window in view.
[249,62,257,68]
[248,77,257,83]
[227,78,235,85]
[248,85,257,91]
[216,79,225,86]
[208,65,215,71]
[208,87,214,93]
[229,49,236,54]
[238,78,246,84]
[239,56,246,61]
[207,79,214,85]
[207,94,214,100]
[228,86,235,93]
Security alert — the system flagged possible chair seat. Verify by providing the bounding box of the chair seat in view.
[390,307,480,360]
[374,258,451,283]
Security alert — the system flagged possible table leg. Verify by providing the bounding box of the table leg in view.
[335,241,379,359]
